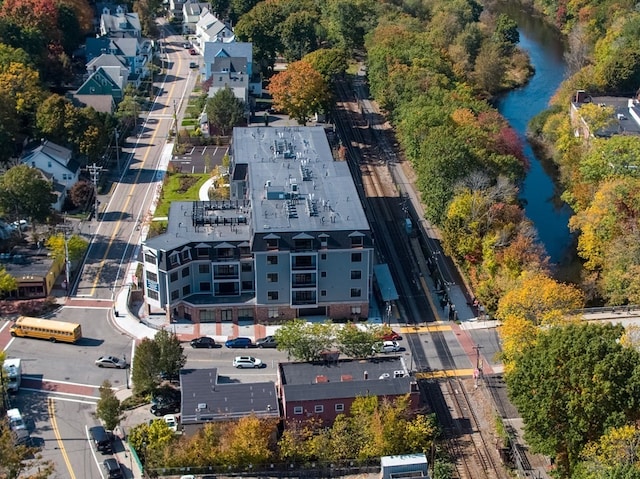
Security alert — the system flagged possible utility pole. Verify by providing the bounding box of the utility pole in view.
[173,99,179,144]
[87,163,103,220]
[114,129,120,172]
[472,345,484,388]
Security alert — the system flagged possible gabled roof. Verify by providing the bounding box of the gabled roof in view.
[203,42,252,65]
[72,94,116,113]
[76,66,125,100]
[21,141,80,175]
[87,53,127,70]
[210,57,247,74]
[101,8,141,34]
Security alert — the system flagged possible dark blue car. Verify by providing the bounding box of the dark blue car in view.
[225,337,253,348]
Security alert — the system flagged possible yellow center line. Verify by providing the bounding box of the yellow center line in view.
[48,397,77,479]
[89,48,182,295]
[415,369,475,379]
[399,324,452,334]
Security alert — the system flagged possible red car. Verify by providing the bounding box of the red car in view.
[381,330,402,341]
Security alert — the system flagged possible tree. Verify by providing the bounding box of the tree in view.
[0,267,17,296]
[205,86,245,136]
[321,0,378,52]
[279,10,319,62]
[219,415,276,466]
[574,425,640,479]
[493,13,519,52]
[69,180,93,208]
[45,233,88,262]
[0,420,54,478]
[96,380,121,431]
[303,48,348,83]
[154,329,186,380]
[473,40,505,95]
[0,165,56,222]
[506,323,640,478]
[335,323,378,358]
[269,61,330,125]
[36,94,69,143]
[131,337,160,395]
[273,319,334,362]
[128,419,175,467]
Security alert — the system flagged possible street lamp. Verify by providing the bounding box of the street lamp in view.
[123,354,129,389]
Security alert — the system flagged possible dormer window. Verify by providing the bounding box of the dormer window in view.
[349,231,365,248]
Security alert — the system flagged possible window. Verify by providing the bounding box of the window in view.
[294,238,313,251]
[147,290,159,300]
[241,280,253,290]
[145,253,155,264]
[314,405,324,413]
[268,308,279,318]
[351,306,362,315]
[321,271,326,278]
[266,238,279,250]
[221,309,233,321]
[351,253,362,262]
[169,254,179,266]
[321,253,327,260]
[170,272,178,282]
[351,270,362,280]
[171,290,179,300]
[321,290,326,297]
[335,404,344,412]
[181,250,191,261]
[351,236,363,248]
[267,273,278,283]
[267,255,278,265]
[197,247,209,258]
[199,264,210,274]
[146,271,158,282]
[182,285,191,295]
[182,267,190,278]
[241,262,253,272]
[199,282,211,291]
[201,310,215,322]
[293,406,303,415]
[267,291,279,301]
[350,288,361,298]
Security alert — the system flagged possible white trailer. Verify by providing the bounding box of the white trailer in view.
[3,358,22,393]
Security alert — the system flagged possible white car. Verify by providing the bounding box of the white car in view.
[373,341,401,353]
[233,356,263,368]
[163,414,178,432]
[95,356,127,369]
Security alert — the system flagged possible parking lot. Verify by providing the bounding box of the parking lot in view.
[170,145,229,173]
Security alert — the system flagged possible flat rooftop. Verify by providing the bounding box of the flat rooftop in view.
[232,126,369,234]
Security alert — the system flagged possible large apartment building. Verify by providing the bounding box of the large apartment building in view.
[142,126,374,323]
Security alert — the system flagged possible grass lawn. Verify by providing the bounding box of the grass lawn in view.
[155,173,209,217]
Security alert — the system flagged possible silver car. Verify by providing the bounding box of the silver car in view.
[95,356,127,368]
[232,356,263,368]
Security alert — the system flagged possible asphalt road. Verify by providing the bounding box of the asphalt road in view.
[73,24,199,301]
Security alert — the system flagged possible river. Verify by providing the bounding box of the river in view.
[491,2,574,264]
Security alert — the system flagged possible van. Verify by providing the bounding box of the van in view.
[7,408,26,431]
[89,425,112,453]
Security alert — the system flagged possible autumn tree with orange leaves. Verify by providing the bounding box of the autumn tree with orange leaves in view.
[268,60,330,125]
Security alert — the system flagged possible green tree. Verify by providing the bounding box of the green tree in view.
[493,13,519,52]
[96,380,121,431]
[128,419,174,467]
[473,40,505,95]
[0,421,54,478]
[234,1,284,73]
[335,323,378,358]
[45,233,88,262]
[36,94,69,143]
[506,323,640,478]
[278,10,319,62]
[154,329,186,380]
[273,319,334,362]
[131,337,160,395]
[321,0,378,52]
[0,165,56,222]
[303,47,348,83]
[0,267,17,296]
[205,86,245,136]
[269,60,330,124]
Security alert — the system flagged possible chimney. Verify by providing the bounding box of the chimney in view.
[364,371,368,380]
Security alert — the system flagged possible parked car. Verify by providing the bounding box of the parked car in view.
[95,356,127,368]
[189,61,198,68]
[233,356,263,368]
[163,414,178,432]
[225,337,253,348]
[381,329,402,341]
[190,337,215,348]
[255,335,277,348]
[189,48,196,55]
[103,458,123,479]
[151,387,181,416]
[182,42,190,48]
[89,425,112,454]
[373,341,401,353]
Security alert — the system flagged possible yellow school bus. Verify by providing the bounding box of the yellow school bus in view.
[10,316,82,343]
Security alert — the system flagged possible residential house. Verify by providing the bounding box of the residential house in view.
[207,57,249,104]
[277,357,420,426]
[182,0,209,34]
[195,9,234,52]
[203,41,261,96]
[142,126,373,323]
[21,141,80,192]
[100,5,141,38]
[73,66,126,108]
[86,36,153,83]
[179,368,280,435]
[168,0,187,22]
[570,90,640,139]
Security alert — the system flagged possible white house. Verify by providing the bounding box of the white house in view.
[182,0,209,34]
[100,5,141,38]
[195,8,234,53]
[203,41,261,96]
[21,141,80,192]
